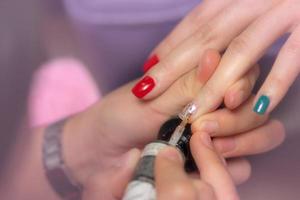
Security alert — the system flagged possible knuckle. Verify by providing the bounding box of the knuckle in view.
[178,71,198,100]
[202,83,223,107]
[158,59,173,74]
[215,111,239,134]
[188,5,206,27]
[193,23,217,44]
[228,36,250,55]
[268,74,285,89]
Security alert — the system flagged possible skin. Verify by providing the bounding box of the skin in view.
[0,1,293,199]
[70,1,299,197]
[0,50,285,200]
[156,135,237,200]
[135,0,300,121]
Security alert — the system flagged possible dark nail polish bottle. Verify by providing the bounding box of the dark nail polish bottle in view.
[123,118,196,200]
[158,118,197,172]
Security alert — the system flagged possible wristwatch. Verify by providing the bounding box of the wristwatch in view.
[42,119,82,200]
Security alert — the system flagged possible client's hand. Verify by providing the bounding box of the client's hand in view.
[63,50,285,200]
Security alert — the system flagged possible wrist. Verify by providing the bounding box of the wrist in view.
[62,112,107,186]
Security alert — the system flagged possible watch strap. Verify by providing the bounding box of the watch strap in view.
[42,119,82,200]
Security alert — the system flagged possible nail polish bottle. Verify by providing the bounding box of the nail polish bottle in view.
[158,118,197,172]
[123,118,196,200]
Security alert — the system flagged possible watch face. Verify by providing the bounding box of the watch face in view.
[122,181,156,200]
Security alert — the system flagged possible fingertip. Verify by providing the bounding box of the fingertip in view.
[203,49,221,67]
[224,89,245,110]
[227,158,252,185]
[224,90,237,109]
[197,49,221,83]
[269,119,286,147]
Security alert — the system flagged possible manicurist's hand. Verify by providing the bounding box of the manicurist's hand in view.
[132,0,300,119]
[155,140,237,200]
[65,50,285,200]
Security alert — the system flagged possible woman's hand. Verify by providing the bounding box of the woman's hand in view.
[155,140,238,200]
[82,136,241,200]
[132,0,300,119]
[62,50,285,199]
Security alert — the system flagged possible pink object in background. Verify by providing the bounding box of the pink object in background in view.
[28,58,101,127]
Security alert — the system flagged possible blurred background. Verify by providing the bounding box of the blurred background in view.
[0,0,82,168]
[0,0,299,199]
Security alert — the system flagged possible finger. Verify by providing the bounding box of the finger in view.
[224,65,260,110]
[213,119,286,158]
[226,158,252,185]
[132,0,275,99]
[111,50,220,147]
[148,49,220,117]
[190,132,239,200]
[190,1,295,120]
[192,96,269,137]
[189,158,252,186]
[253,25,300,115]
[155,147,197,200]
[153,0,233,58]
[83,149,141,200]
[144,0,233,73]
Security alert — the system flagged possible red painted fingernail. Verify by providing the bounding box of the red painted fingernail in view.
[143,55,159,73]
[131,76,155,98]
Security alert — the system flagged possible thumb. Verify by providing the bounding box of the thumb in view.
[110,148,141,199]
[82,148,141,200]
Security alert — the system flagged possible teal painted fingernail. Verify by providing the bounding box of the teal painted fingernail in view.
[253,95,270,115]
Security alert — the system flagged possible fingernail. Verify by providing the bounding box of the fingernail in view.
[179,102,198,121]
[159,147,183,163]
[253,95,270,115]
[143,55,159,73]
[199,120,219,134]
[199,132,214,150]
[131,76,155,98]
[214,138,236,154]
